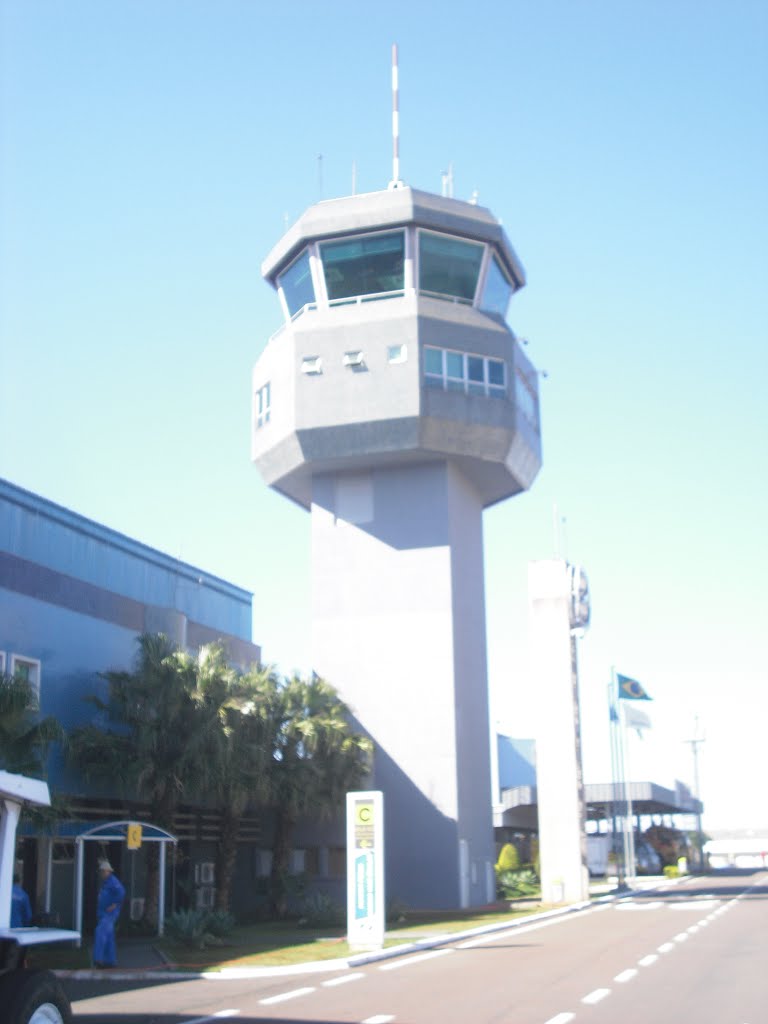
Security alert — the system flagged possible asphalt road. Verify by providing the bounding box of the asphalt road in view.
[64,870,767,1024]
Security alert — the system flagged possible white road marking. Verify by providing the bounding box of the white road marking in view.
[362,1016,395,1023]
[674,932,689,942]
[582,988,611,1005]
[658,942,675,953]
[614,968,637,983]
[687,925,700,934]
[379,948,453,971]
[638,954,658,967]
[259,986,315,1005]
[182,1013,240,1024]
[670,899,718,910]
[616,901,663,911]
[543,1014,575,1024]
[323,972,365,987]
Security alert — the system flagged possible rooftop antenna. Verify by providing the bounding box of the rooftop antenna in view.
[441,164,454,198]
[388,44,404,189]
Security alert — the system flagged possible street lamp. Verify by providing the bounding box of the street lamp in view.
[684,716,706,869]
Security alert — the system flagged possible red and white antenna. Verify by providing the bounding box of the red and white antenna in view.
[389,43,404,189]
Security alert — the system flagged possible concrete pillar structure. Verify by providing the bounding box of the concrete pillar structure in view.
[252,187,543,908]
[529,560,590,904]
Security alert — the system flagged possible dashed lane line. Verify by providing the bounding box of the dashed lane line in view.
[361,1016,395,1023]
[614,968,638,983]
[323,972,365,987]
[259,986,316,1005]
[638,954,658,967]
[658,941,675,953]
[582,988,611,1005]
[379,948,453,971]
[543,1014,575,1024]
[181,1013,240,1024]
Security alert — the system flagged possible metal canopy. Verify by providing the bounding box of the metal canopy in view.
[74,820,177,943]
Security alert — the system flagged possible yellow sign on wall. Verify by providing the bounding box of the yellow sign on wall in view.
[126,823,142,850]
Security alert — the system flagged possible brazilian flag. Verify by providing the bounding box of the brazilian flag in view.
[617,673,652,700]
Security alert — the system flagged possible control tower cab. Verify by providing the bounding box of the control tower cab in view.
[252,186,542,910]
[252,187,541,508]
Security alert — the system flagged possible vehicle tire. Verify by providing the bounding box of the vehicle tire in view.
[0,968,73,1024]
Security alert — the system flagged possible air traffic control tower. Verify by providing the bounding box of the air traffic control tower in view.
[252,185,542,908]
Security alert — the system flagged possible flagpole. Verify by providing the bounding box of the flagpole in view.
[608,669,625,888]
[620,700,637,884]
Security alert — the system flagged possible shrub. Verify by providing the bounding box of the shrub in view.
[165,908,235,949]
[298,890,345,928]
[497,867,540,900]
[495,843,520,874]
[663,865,679,879]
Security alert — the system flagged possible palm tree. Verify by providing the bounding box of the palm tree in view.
[188,646,276,913]
[0,673,63,778]
[68,632,211,924]
[265,673,372,917]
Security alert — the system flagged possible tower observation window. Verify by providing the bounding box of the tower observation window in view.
[320,231,405,302]
[278,250,315,317]
[479,255,513,318]
[418,232,484,303]
[423,346,507,398]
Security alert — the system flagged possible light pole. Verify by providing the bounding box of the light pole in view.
[684,716,706,869]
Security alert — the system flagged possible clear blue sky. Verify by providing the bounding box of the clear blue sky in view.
[2,1,766,831]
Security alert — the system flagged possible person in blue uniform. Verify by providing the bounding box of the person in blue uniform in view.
[11,874,32,927]
[93,858,125,968]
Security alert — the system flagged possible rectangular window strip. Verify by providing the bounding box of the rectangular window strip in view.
[255,382,271,428]
[514,366,539,429]
[10,654,41,706]
[423,346,506,398]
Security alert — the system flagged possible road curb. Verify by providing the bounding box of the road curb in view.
[57,876,696,983]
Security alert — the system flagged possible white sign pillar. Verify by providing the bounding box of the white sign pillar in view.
[346,790,385,950]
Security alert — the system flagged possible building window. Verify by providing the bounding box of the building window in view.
[515,366,539,428]
[320,230,405,302]
[278,249,315,318]
[423,346,507,398]
[418,231,484,304]
[301,355,323,375]
[255,382,271,428]
[479,255,513,318]
[0,652,5,674]
[10,655,41,705]
[388,344,407,364]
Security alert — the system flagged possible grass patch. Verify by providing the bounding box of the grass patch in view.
[29,902,553,972]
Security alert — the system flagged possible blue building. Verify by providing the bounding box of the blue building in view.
[0,478,262,926]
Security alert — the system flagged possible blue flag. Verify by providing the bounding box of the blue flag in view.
[617,673,652,700]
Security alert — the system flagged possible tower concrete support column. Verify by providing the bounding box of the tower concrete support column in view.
[529,559,589,904]
[311,462,495,909]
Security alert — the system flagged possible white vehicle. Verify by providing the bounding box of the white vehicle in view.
[0,770,79,1024]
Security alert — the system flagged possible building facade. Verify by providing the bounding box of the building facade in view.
[0,478,266,925]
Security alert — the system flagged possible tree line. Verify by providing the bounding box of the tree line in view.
[0,632,372,919]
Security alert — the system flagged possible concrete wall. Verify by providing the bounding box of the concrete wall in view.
[310,462,495,909]
[528,560,589,904]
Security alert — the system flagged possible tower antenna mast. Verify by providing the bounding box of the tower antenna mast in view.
[389,44,404,189]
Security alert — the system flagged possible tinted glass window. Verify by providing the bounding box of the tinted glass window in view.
[424,347,443,375]
[467,356,484,382]
[445,351,464,379]
[278,250,315,317]
[321,231,405,300]
[480,256,513,317]
[419,232,483,302]
[488,359,505,387]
